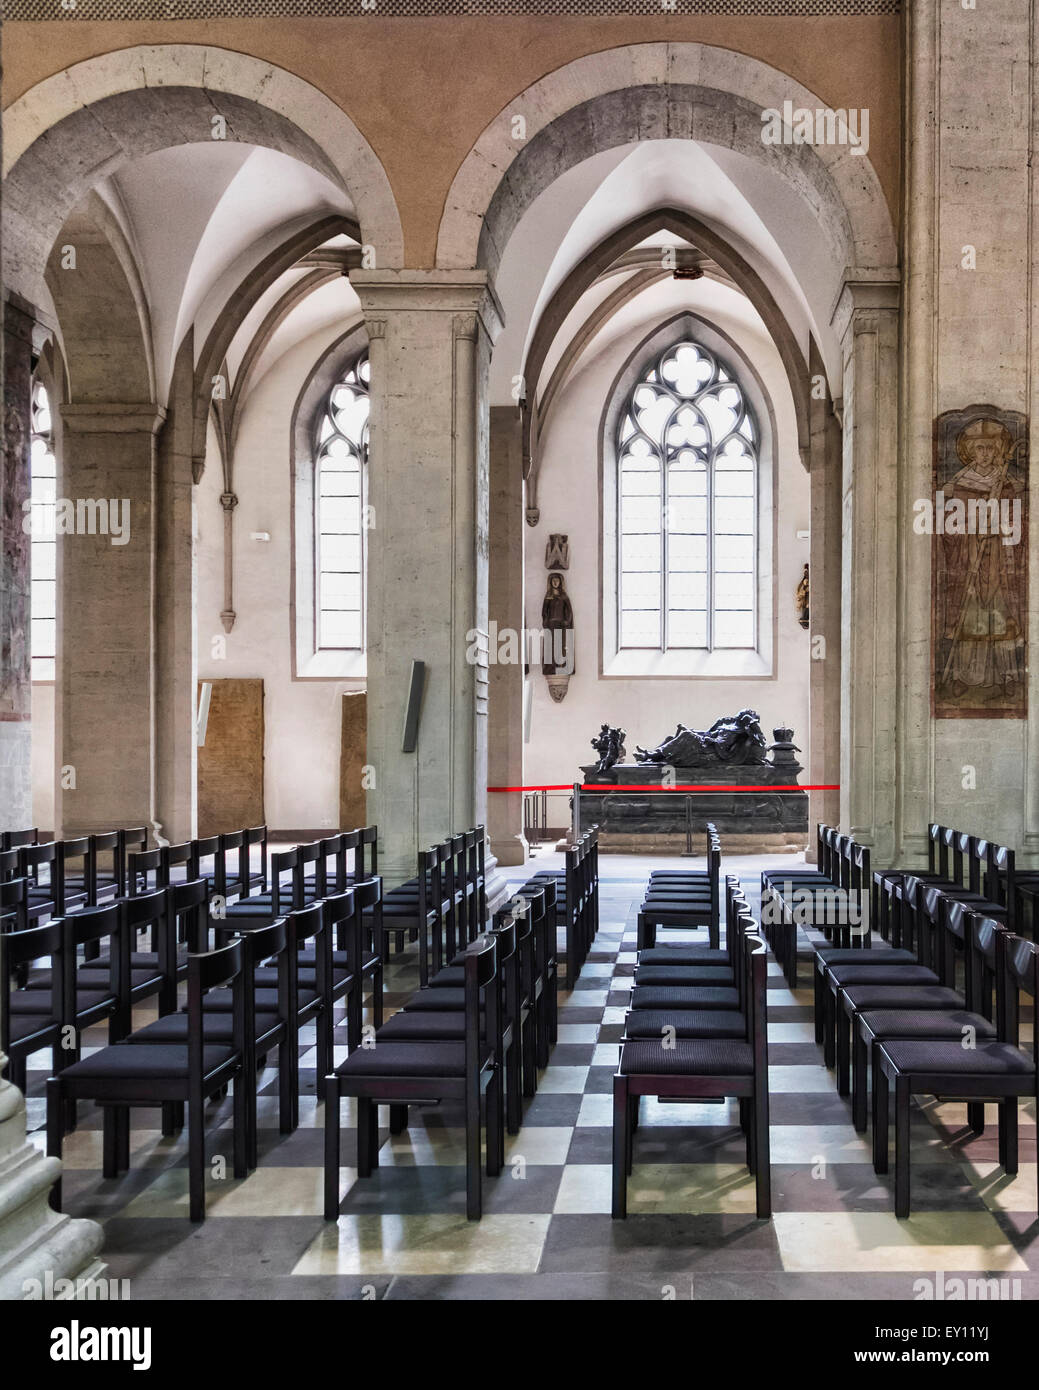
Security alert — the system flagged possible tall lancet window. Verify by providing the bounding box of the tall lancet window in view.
[315,351,369,651]
[29,379,57,681]
[617,338,757,651]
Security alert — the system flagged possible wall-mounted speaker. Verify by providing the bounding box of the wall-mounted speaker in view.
[401,660,426,753]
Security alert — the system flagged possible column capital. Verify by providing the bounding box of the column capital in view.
[349,268,504,344]
[830,268,900,342]
[60,402,167,436]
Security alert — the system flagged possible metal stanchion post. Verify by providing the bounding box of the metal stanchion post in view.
[573,782,581,839]
[681,794,695,857]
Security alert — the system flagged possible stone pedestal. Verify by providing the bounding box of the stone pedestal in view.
[352,270,503,886]
[0,1060,105,1301]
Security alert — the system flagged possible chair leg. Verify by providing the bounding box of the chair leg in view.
[315,1007,331,1104]
[852,1026,869,1133]
[836,1003,851,1097]
[465,1076,482,1221]
[188,1094,205,1223]
[324,1078,341,1218]
[506,1035,522,1135]
[117,1105,130,1173]
[521,1014,537,1098]
[46,1078,65,1210]
[1001,1098,1019,1175]
[612,1074,629,1218]
[357,1096,374,1177]
[813,967,825,1044]
[388,1103,408,1135]
[822,986,836,1070]
[894,1074,911,1219]
[486,1067,504,1178]
[754,1080,771,1219]
[873,1061,889,1174]
[102,1107,119,1179]
[232,1074,248,1180]
[967,1101,985,1136]
[161,1102,178,1138]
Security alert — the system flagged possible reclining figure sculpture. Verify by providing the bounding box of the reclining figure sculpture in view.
[634,709,768,767]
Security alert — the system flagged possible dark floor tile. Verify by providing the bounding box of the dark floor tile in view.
[539,1212,784,1273]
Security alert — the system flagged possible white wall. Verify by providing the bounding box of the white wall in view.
[521,279,811,799]
[197,320,365,832]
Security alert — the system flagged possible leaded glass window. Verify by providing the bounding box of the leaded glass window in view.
[315,351,369,651]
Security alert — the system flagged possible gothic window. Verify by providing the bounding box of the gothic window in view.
[315,351,369,651]
[29,379,56,681]
[617,338,757,652]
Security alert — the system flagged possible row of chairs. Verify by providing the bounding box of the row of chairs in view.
[613,874,771,1219]
[873,822,1016,941]
[760,825,871,987]
[635,823,722,951]
[810,885,1039,1218]
[522,825,599,987]
[36,879,384,1222]
[323,880,557,1220]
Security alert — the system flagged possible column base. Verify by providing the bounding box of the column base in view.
[489,832,527,868]
[0,1075,106,1302]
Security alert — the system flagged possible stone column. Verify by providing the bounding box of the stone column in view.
[351,270,504,888]
[0,297,33,831]
[807,338,842,851]
[57,404,164,837]
[154,340,198,846]
[487,406,527,867]
[832,273,901,863]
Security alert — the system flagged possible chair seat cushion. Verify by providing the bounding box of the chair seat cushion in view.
[336,1041,489,1078]
[126,1012,283,1045]
[429,966,464,987]
[842,984,964,1011]
[857,1010,997,1042]
[623,1009,746,1040]
[79,952,178,972]
[635,966,733,985]
[61,1043,236,1079]
[880,1039,1035,1076]
[637,948,730,966]
[620,1038,753,1076]
[376,1010,465,1041]
[9,990,70,1014]
[630,985,740,1010]
[828,964,938,986]
[204,986,318,1012]
[816,948,916,965]
[402,988,472,1012]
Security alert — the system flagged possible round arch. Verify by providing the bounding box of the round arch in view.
[3,44,404,310]
[435,42,897,277]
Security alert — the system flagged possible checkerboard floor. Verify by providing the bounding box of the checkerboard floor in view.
[20,855,1039,1300]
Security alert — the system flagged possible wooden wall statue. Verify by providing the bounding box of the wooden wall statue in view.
[197,678,265,835]
[340,692,367,831]
[931,406,1028,719]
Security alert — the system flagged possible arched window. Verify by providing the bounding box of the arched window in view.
[617,338,757,652]
[315,351,369,652]
[29,379,56,681]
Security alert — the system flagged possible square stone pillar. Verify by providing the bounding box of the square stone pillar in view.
[832,274,901,862]
[58,403,165,836]
[488,405,527,866]
[351,270,503,884]
[808,339,842,851]
[0,298,33,831]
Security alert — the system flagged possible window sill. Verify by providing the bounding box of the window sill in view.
[602,648,772,679]
[296,649,367,680]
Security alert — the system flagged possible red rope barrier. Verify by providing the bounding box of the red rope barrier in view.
[488,784,839,793]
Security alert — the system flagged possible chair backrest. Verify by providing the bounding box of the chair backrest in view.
[316,834,347,896]
[90,832,120,893]
[191,836,221,888]
[463,933,498,1077]
[285,901,329,1014]
[744,931,769,1079]
[321,886,358,959]
[18,841,58,898]
[117,828,148,895]
[187,939,247,1077]
[0,848,19,883]
[1,917,65,1053]
[128,847,165,896]
[65,903,124,1009]
[998,934,1039,1063]
[57,836,91,911]
[415,847,438,984]
[235,917,290,1032]
[244,825,269,894]
[0,876,31,933]
[358,825,378,879]
[169,877,211,954]
[269,847,303,916]
[988,841,1016,929]
[3,828,39,851]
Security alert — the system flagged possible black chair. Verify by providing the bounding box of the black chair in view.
[2,917,66,1093]
[324,933,504,1221]
[613,931,771,1219]
[873,931,1039,1218]
[47,939,249,1222]
[125,916,293,1169]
